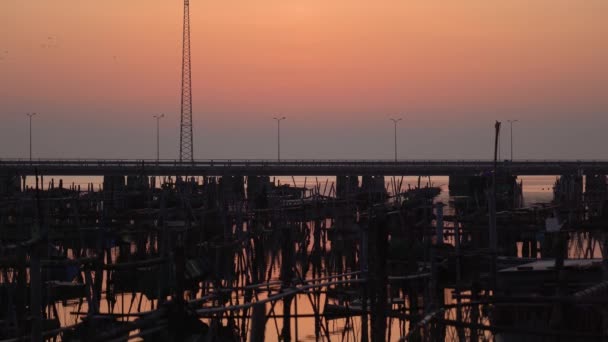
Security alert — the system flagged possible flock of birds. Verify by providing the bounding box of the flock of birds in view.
[1,35,118,63]
[40,35,59,49]
[0,36,58,62]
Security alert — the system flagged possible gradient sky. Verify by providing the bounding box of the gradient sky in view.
[1,0,607,160]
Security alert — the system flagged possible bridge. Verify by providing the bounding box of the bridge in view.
[2,159,608,176]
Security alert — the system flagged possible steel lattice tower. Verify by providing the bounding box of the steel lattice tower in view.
[179,0,194,162]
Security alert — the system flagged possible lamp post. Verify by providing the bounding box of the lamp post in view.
[389,118,402,162]
[153,114,165,162]
[507,119,519,161]
[273,116,286,162]
[26,113,37,161]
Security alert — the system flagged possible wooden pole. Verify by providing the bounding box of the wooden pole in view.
[249,303,266,342]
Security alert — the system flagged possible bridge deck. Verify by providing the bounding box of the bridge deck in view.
[2,159,608,176]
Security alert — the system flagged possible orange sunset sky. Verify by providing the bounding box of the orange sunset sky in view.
[1,0,607,160]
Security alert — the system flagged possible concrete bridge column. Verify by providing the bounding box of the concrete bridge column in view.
[246,176,271,210]
[126,174,150,191]
[361,175,387,204]
[553,173,583,208]
[336,175,359,200]
[585,174,607,217]
[219,175,245,202]
[103,175,126,210]
[0,172,21,197]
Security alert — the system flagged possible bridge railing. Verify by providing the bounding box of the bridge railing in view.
[2,159,608,173]
[2,158,607,164]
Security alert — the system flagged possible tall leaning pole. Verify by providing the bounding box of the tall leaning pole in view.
[179,0,194,163]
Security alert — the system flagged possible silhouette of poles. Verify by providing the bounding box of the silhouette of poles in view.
[273,116,286,162]
[153,114,165,162]
[507,119,519,161]
[389,118,402,162]
[26,113,37,161]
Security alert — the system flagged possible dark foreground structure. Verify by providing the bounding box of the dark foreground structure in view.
[1,159,608,341]
[2,159,608,176]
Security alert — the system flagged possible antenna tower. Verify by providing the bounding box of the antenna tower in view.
[179,0,193,162]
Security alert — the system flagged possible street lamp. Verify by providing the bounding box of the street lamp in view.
[153,114,165,162]
[26,113,37,161]
[273,117,286,162]
[507,119,519,161]
[389,118,402,162]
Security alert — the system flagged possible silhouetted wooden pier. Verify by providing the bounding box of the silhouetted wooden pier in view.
[1,161,608,341]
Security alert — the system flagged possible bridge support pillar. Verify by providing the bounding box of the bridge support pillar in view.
[554,173,583,207]
[103,175,126,209]
[126,174,150,191]
[219,175,245,202]
[246,176,271,208]
[336,175,358,200]
[361,175,387,204]
[0,172,21,197]
[585,174,607,217]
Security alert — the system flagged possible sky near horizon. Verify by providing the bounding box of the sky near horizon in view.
[1,0,607,160]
